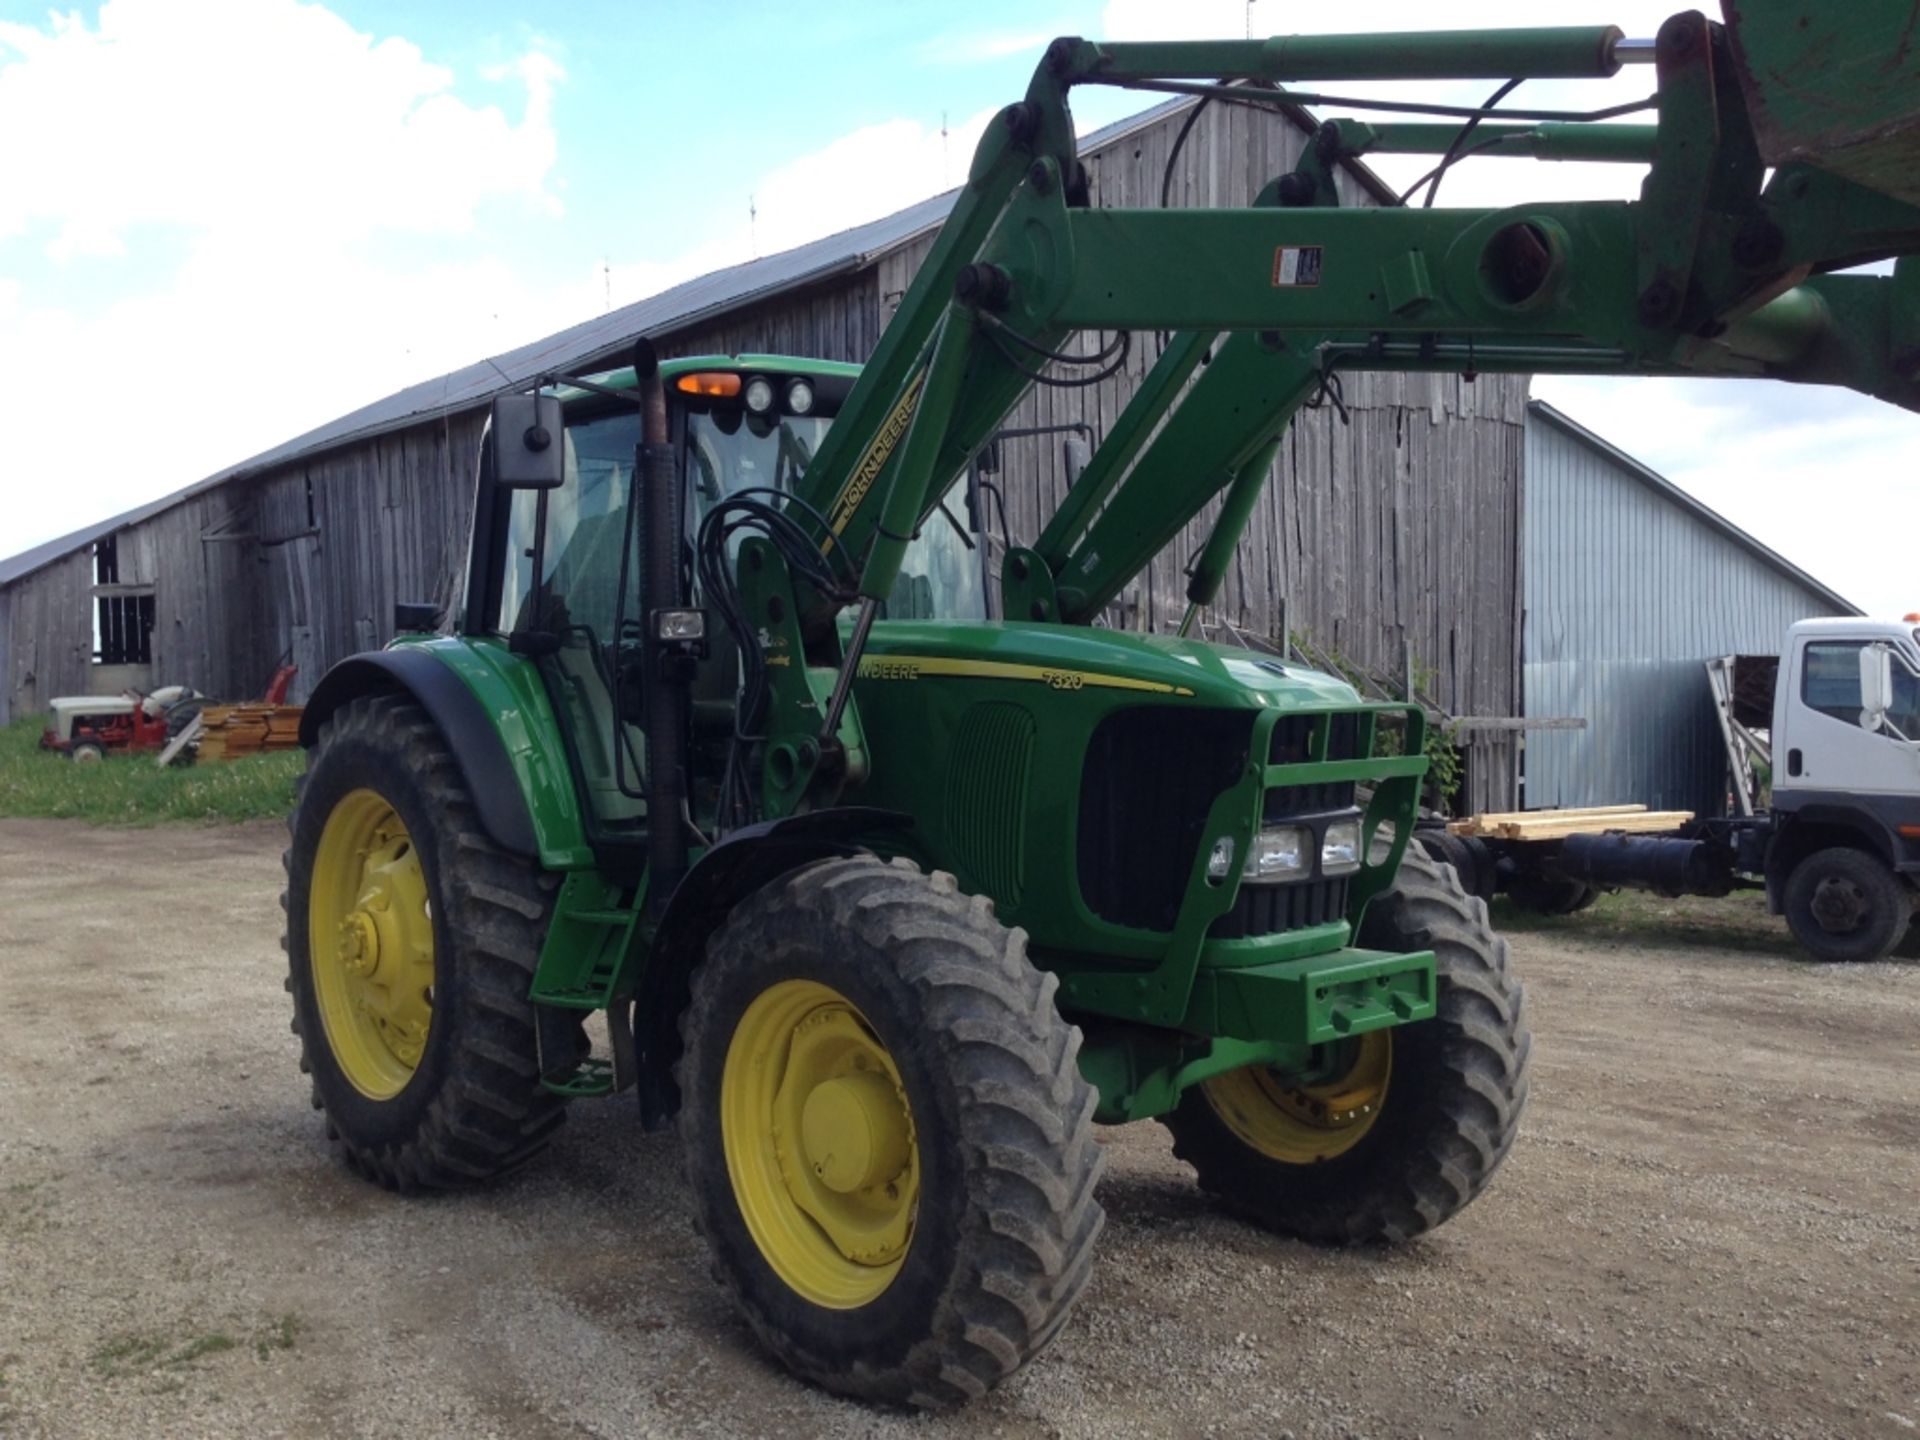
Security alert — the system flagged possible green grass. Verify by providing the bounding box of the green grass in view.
[89,1317,297,1382]
[89,1330,237,1379]
[0,715,302,825]
[254,1314,299,1360]
[1491,885,1803,958]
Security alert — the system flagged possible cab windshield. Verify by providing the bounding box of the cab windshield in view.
[687,406,987,621]
[493,374,988,837]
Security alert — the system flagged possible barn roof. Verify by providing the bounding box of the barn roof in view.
[1,96,1387,589]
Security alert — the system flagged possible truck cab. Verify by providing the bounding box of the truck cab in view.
[1767,616,1920,957]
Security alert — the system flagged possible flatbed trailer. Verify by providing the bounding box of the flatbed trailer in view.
[1416,619,1920,960]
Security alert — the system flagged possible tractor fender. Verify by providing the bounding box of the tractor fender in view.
[300,649,542,860]
[634,806,915,1129]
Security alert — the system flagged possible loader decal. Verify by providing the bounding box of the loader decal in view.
[856,653,1195,696]
[825,366,928,546]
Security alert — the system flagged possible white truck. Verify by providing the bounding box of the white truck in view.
[1420,616,1920,962]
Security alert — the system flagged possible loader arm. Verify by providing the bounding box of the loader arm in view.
[750,6,1920,818]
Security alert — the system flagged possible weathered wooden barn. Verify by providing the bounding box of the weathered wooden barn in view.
[0,97,1531,808]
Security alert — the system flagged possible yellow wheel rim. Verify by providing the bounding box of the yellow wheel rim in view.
[1200,1032,1392,1165]
[307,788,435,1101]
[720,979,920,1309]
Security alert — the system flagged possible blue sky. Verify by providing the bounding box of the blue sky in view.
[1,0,1914,615]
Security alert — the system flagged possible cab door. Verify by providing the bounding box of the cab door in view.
[1780,637,1920,797]
[494,403,650,842]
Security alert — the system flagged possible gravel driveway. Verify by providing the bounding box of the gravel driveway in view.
[1,818,1915,1438]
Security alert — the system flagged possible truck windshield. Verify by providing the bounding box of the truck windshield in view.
[687,409,986,621]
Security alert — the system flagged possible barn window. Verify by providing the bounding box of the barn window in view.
[91,535,157,666]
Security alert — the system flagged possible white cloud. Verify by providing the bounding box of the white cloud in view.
[0,0,561,257]
[607,106,999,309]
[0,0,580,557]
[1537,376,1919,616]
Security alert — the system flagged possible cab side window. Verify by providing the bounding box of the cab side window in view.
[1803,640,1920,734]
[1801,641,1864,722]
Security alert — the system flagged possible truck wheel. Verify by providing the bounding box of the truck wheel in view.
[1414,829,1495,902]
[1783,846,1912,963]
[283,693,568,1189]
[676,855,1104,1408]
[1161,846,1529,1244]
[1507,872,1600,916]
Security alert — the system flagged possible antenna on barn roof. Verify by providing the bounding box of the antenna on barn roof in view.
[602,258,611,313]
[942,110,950,187]
[749,194,758,258]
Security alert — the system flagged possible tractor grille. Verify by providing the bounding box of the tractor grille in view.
[1270,711,1367,765]
[945,702,1035,906]
[1219,776,1363,939]
[1076,706,1254,932]
[1210,876,1351,938]
[1076,705,1369,937]
[1264,781,1357,818]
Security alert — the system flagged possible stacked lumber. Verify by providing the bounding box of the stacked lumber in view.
[197,704,304,761]
[1447,803,1694,841]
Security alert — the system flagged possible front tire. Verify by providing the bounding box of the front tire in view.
[1162,847,1530,1244]
[1784,846,1912,963]
[283,693,568,1189]
[677,855,1104,1408]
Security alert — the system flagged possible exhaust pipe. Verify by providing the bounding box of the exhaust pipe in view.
[637,339,690,919]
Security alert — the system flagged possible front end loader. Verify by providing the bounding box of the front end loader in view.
[283,2,1920,1407]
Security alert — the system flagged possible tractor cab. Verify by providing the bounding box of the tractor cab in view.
[462,356,985,847]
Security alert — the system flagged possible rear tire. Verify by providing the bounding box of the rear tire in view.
[1783,846,1912,963]
[1161,847,1529,1244]
[283,693,568,1189]
[677,855,1104,1408]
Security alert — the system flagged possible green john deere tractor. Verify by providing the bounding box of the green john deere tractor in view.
[286,4,1920,1407]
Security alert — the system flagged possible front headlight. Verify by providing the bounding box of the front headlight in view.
[1321,818,1363,876]
[1243,825,1310,882]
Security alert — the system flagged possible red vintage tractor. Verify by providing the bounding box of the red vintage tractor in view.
[39,664,295,762]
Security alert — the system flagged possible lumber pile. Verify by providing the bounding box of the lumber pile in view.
[1447,803,1694,841]
[196,704,303,761]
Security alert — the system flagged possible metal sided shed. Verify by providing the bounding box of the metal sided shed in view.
[1521,399,1859,817]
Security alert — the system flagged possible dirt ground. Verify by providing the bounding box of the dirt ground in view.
[1,819,1916,1440]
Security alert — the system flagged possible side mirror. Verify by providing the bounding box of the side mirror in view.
[1859,643,1894,731]
[490,394,565,489]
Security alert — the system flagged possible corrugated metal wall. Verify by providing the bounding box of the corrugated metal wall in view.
[1522,408,1849,816]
